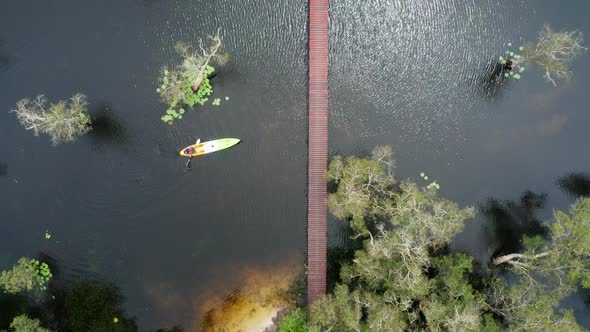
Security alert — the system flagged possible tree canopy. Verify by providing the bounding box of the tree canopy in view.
[522,25,586,85]
[0,258,52,294]
[310,146,590,331]
[11,94,92,145]
[4,315,51,332]
[158,29,228,124]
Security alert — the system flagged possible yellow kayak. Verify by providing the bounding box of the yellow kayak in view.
[179,138,240,157]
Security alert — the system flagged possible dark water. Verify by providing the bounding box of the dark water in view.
[1,0,589,330]
[0,0,307,329]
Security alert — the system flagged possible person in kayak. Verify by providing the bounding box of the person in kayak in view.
[184,146,195,157]
[184,139,201,169]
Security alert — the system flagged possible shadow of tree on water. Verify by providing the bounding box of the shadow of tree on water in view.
[479,190,549,258]
[88,103,134,150]
[557,172,590,199]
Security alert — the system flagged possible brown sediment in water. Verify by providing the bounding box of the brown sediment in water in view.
[195,260,302,332]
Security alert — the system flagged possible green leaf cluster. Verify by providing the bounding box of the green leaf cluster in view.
[0,257,52,294]
[278,308,308,332]
[499,43,526,80]
[7,314,51,332]
[159,64,214,124]
[158,61,215,124]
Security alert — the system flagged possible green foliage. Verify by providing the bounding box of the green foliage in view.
[0,258,52,294]
[211,98,221,106]
[309,285,364,332]
[494,198,590,289]
[314,147,480,330]
[326,145,397,235]
[8,314,51,332]
[159,65,214,124]
[12,94,92,145]
[521,25,586,85]
[278,308,308,332]
[314,147,590,331]
[499,44,526,81]
[65,281,137,332]
[158,30,226,124]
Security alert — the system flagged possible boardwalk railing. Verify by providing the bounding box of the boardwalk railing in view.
[307,0,329,309]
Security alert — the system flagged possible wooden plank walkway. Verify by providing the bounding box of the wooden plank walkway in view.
[307,0,329,309]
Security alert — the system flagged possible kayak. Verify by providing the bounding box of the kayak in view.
[179,138,240,157]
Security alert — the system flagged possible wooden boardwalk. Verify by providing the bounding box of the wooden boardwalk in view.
[307,0,329,308]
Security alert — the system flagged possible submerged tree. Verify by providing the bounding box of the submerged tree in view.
[0,257,52,294]
[5,314,51,332]
[501,25,586,85]
[310,147,590,331]
[11,94,92,145]
[158,29,228,124]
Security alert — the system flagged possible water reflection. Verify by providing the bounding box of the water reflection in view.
[480,190,548,257]
[198,262,300,331]
[557,173,590,198]
[476,58,512,101]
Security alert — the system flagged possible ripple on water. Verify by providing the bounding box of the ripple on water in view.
[330,0,531,143]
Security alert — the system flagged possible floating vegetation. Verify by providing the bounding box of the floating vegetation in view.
[212,98,221,106]
[0,257,52,293]
[45,230,51,239]
[225,96,230,101]
[158,29,228,124]
[420,172,441,190]
[498,40,526,81]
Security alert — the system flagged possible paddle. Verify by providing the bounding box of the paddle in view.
[184,138,201,169]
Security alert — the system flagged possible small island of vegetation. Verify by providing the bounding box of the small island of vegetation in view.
[11,94,92,145]
[500,25,586,85]
[158,29,228,124]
